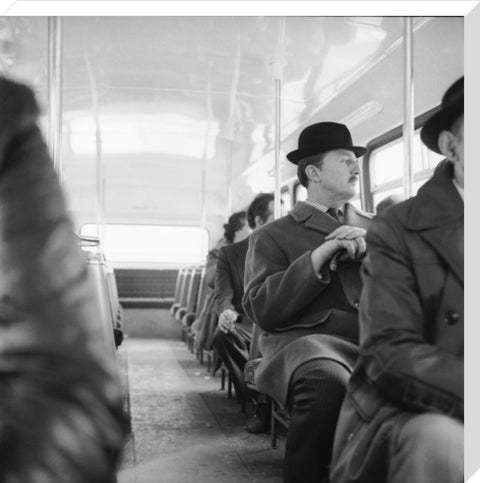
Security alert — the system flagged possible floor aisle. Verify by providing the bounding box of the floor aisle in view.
[117,324,284,483]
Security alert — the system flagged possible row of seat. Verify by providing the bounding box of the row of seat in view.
[170,266,289,448]
[78,236,124,357]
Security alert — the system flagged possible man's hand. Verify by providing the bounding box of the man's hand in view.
[311,225,367,273]
[218,309,239,333]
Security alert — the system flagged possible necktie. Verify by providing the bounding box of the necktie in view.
[326,207,341,222]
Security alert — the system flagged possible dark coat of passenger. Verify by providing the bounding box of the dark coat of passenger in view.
[242,201,373,405]
[0,78,125,481]
[214,237,250,317]
[330,163,463,483]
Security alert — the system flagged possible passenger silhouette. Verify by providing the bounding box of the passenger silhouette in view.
[0,77,125,482]
[243,122,372,482]
[331,77,464,483]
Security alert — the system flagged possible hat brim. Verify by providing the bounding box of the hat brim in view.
[420,102,463,154]
[286,145,368,165]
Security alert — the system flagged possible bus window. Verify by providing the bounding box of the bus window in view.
[294,183,307,203]
[281,190,292,213]
[80,224,209,266]
[368,129,444,208]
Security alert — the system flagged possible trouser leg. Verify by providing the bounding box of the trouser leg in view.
[212,324,252,404]
[285,359,350,483]
[388,413,463,483]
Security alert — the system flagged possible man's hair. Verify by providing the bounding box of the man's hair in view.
[297,153,327,188]
[223,211,247,243]
[247,193,274,228]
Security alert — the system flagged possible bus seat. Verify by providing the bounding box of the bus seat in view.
[244,358,289,449]
[170,267,187,315]
[86,260,117,359]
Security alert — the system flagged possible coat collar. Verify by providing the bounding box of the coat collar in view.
[406,162,464,284]
[290,201,372,234]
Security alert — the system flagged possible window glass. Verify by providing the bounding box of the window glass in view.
[281,190,292,213]
[295,184,307,203]
[370,130,444,189]
[80,224,209,266]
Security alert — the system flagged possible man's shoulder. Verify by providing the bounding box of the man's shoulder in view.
[220,237,249,258]
[251,213,296,238]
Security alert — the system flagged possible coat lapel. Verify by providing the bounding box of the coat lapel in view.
[406,163,464,285]
[419,222,464,285]
[290,201,372,234]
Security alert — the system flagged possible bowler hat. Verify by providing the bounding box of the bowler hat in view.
[286,122,367,165]
[420,77,464,154]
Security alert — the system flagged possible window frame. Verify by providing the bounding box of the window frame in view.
[361,105,441,213]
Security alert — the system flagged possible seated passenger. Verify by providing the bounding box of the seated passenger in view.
[194,212,250,354]
[212,193,275,432]
[242,122,372,483]
[0,78,125,481]
[330,77,464,483]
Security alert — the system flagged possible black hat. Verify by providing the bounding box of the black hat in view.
[420,77,464,154]
[286,122,367,165]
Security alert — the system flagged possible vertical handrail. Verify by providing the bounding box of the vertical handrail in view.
[226,139,233,218]
[84,39,105,245]
[402,17,414,199]
[201,61,213,259]
[47,17,63,178]
[225,33,240,219]
[272,17,286,220]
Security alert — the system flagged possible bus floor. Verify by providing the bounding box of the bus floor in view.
[117,308,285,483]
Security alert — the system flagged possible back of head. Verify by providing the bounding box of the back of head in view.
[375,194,404,216]
[247,193,274,228]
[223,211,247,243]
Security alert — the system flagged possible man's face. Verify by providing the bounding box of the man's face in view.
[315,149,360,200]
[452,115,464,185]
[265,200,275,223]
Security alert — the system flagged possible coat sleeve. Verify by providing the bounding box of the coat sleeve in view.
[242,227,330,331]
[213,247,235,315]
[359,215,463,419]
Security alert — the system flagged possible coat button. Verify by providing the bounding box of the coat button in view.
[353,300,359,308]
[444,310,459,325]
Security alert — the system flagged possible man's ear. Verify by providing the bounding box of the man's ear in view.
[438,130,458,161]
[254,215,263,228]
[305,164,321,183]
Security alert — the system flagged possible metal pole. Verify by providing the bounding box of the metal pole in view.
[47,17,63,178]
[274,78,282,219]
[272,17,286,220]
[85,44,105,245]
[201,61,213,259]
[403,17,414,199]
[226,139,233,218]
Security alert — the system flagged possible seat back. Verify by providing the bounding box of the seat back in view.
[87,260,117,358]
[185,266,203,314]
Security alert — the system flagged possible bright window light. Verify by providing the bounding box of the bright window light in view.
[80,224,209,265]
[69,114,219,158]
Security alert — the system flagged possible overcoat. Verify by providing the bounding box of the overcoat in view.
[330,163,463,483]
[242,201,372,405]
[214,237,250,318]
[0,78,124,480]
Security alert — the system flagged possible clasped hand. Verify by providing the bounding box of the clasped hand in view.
[311,225,367,273]
[218,309,239,333]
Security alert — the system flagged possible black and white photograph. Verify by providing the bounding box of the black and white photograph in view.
[0,2,474,482]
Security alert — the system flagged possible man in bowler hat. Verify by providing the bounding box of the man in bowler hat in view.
[330,77,464,483]
[242,121,372,482]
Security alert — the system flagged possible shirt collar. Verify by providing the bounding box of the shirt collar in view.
[305,198,344,215]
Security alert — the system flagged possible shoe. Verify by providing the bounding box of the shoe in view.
[244,403,270,434]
